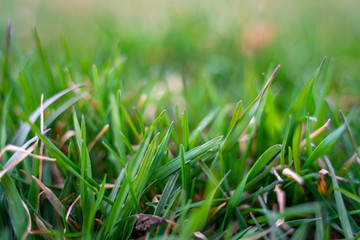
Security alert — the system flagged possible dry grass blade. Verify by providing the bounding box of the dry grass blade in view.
[21,201,31,240]
[261,65,281,97]
[88,124,109,151]
[34,215,51,235]
[300,119,331,147]
[242,228,273,240]
[19,169,32,182]
[342,153,359,173]
[282,168,304,185]
[318,169,330,195]
[194,231,208,240]
[13,83,85,145]
[32,176,65,217]
[65,195,81,232]
[0,142,55,178]
[274,166,284,182]
[274,184,287,230]
[66,195,81,221]
[274,184,285,212]
[163,213,175,238]
[209,202,227,219]
[0,143,55,162]
[59,130,76,148]
[39,94,45,181]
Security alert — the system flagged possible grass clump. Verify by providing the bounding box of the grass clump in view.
[0,2,360,239]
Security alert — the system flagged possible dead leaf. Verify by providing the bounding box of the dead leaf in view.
[134,214,167,231]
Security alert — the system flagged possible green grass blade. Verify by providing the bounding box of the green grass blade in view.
[280,115,292,167]
[85,175,107,238]
[182,110,190,151]
[154,172,179,216]
[324,156,353,239]
[145,110,166,138]
[0,166,29,240]
[120,105,141,142]
[222,65,280,150]
[118,131,135,155]
[287,57,326,117]
[1,20,11,91]
[190,108,218,142]
[303,124,346,169]
[336,188,360,203]
[33,26,54,83]
[102,141,126,168]
[292,125,302,173]
[92,65,105,119]
[227,101,242,133]
[150,136,222,183]
[223,144,281,228]
[180,145,190,200]
[180,171,230,238]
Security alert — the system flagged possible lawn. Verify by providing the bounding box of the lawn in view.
[0,1,359,239]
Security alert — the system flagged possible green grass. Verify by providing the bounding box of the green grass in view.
[0,1,360,239]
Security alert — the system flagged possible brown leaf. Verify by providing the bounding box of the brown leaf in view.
[317,169,332,195]
[134,214,167,231]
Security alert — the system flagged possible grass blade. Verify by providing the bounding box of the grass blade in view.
[303,124,346,169]
[13,84,85,145]
[336,188,360,203]
[181,171,230,238]
[280,115,292,167]
[324,156,353,239]
[223,144,281,228]
[0,165,29,240]
[222,65,280,150]
[182,110,190,151]
[150,136,222,183]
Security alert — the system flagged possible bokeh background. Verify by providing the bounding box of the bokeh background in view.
[1,1,360,100]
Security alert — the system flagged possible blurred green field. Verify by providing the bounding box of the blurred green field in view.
[0,1,360,239]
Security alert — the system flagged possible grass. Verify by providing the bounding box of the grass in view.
[0,1,360,239]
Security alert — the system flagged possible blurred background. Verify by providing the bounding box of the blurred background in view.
[0,0,359,138]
